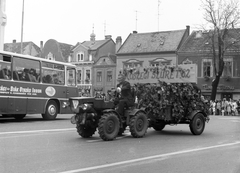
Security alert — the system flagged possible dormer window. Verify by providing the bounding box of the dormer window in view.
[47,52,55,61]
[77,52,84,62]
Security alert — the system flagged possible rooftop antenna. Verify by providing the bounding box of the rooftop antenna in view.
[158,0,161,31]
[92,23,94,33]
[135,10,138,31]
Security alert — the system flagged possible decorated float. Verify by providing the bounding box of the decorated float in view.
[120,64,210,135]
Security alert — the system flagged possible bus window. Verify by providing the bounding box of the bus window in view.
[0,54,12,80]
[67,67,76,86]
[42,62,64,85]
[13,57,40,82]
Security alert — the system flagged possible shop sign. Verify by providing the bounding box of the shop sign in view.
[202,84,234,90]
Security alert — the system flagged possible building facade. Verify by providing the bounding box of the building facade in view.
[116,26,190,83]
[70,33,117,96]
[178,29,240,101]
[92,54,116,96]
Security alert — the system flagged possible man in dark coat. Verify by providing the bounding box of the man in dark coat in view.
[115,73,135,117]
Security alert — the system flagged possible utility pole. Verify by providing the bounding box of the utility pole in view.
[21,0,24,54]
[0,0,7,50]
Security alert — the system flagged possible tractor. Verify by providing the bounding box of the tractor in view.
[69,89,148,141]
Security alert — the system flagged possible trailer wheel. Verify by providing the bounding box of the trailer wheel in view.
[152,120,166,131]
[98,113,119,141]
[129,111,148,138]
[42,100,58,120]
[190,113,205,135]
[14,114,26,120]
[76,123,96,138]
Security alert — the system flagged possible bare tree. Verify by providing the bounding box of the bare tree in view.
[201,0,240,100]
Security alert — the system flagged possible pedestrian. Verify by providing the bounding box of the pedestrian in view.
[216,100,221,115]
[212,100,216,115]
[226,101,231,116]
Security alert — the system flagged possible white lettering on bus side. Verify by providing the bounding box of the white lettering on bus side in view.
[0,85,8,91]
[32,88,42,93]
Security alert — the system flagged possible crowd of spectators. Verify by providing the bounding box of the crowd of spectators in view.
[210,98,240,116]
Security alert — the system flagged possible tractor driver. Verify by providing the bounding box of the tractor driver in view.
[115,73,135,117]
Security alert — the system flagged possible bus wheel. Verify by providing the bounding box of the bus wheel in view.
[14,114,26,120]
[42,100,58,120]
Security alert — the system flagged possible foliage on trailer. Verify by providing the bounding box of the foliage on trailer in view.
[134,81,210,122]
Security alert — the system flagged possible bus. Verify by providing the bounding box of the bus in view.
[0,50,79,120]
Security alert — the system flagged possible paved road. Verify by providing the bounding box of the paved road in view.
[0,115,239,173]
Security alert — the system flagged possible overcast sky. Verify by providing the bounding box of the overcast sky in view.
[4,0,205,46]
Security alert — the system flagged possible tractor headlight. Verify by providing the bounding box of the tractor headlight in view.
[79,103,90,111]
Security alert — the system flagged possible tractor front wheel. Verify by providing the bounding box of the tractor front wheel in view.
[98,113,120,141]
[76,123,96,138]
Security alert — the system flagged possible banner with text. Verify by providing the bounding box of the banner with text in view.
[121,64,197,84]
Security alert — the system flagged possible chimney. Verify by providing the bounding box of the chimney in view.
[40,41,43,50]
[186,25,190,36]
[105,35,112,40]
[40,41,44,58]
[13,39,16,43]
[115,36,122,53]
[133,31,138,34]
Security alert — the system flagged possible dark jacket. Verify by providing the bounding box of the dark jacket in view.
[117,81,134,101]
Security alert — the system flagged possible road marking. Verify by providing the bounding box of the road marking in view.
[60,141,240,173]
[218,117,240,120]
[0,128,75,135]
[86,132,131,143]
[231,120,240,123]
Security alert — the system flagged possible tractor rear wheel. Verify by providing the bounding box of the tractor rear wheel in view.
[129,111,148,138]
[98,113,120,141]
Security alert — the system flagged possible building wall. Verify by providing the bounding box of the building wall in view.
[92,65,116,95]
[96,40,116,60]
[178,52,240,101]
[116,53,177,78]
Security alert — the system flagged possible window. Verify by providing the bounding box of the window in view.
[77,52,84,62]
[14,57,40,82]
[107,71,112,82]
[0,54,11,80]
[85,69,90,84]
[123,59,143,69]
[77,70,82,84]
[182,58,193,64]
[67,67,76,86]
[149,58,171,66]
[97,71,102,82]
[42,62,64,85]
[46,52,55,61]
[223,59,232,77]
[202,59,212,77]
